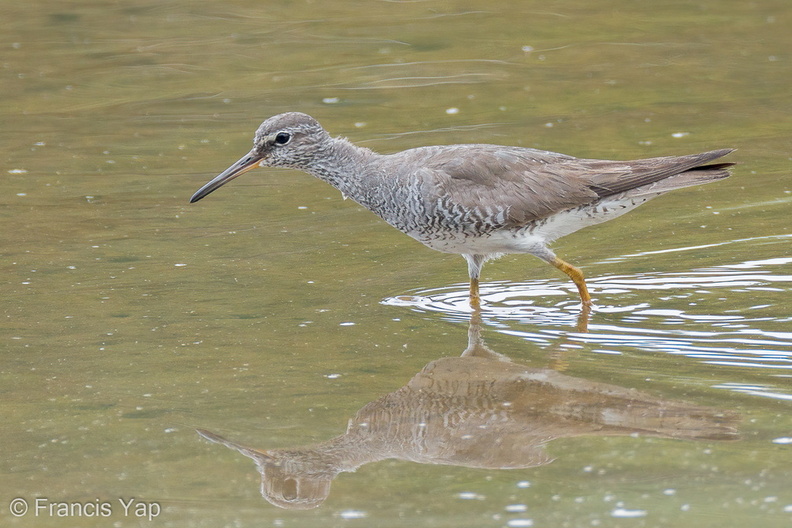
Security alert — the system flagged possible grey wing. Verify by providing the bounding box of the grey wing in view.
[419,146,599,227]
[416,146,734,228]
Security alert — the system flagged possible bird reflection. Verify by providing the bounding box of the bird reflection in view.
[198,313,738,510]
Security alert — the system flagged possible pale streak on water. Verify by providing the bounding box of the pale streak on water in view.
[598,233,792,262]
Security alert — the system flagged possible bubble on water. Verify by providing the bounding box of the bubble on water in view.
[457,491,485,500]
[611,508,647,518]
[338,509,367,519]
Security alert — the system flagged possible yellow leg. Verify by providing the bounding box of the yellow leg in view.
[469,277,481,310]
[550,256,592,306]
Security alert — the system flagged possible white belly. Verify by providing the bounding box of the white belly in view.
[415,230,548,256]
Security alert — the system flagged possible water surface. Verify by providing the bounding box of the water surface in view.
[2,1,791,527]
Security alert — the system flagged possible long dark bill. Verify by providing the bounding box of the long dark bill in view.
[189,151,264,203]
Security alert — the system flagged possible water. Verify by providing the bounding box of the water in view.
[2,1,791,527]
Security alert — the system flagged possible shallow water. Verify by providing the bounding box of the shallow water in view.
[2,1,791,527]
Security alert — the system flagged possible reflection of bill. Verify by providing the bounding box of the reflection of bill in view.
[198,316,739,510]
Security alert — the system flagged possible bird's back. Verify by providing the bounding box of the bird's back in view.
[368,145,733,240]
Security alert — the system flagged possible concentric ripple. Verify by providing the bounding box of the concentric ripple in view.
[382,252,792,398]
[383,278,589,325]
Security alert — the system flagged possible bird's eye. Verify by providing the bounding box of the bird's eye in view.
[274,132,291,145]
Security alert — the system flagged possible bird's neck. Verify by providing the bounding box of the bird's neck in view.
[302,137,378,197]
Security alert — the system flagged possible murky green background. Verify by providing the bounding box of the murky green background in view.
[2,1,790,526]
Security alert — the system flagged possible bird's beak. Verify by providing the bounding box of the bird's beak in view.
[190,150,265,203]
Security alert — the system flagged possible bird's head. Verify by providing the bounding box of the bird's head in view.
[190,112,329,203]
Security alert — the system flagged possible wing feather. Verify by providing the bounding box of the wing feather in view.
[390,145,733,228]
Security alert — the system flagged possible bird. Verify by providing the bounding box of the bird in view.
[190,112,734,309]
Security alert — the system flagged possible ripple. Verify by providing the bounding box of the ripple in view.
[383,264,792,325]
[382,254,792,393]
[382,279,587,327]
[712,383,792,401]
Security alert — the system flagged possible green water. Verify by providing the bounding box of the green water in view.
[1,1,790,527]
